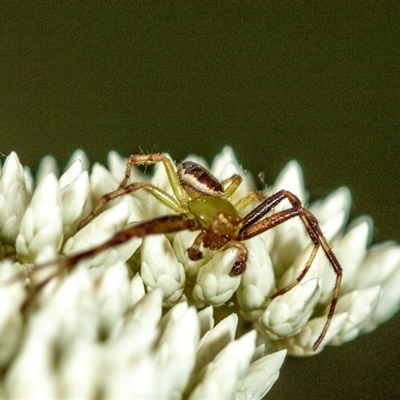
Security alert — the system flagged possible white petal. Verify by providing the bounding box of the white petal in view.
[141,234,186,305]
[107,150,128,180]
[61,169,91,239]
[193,314,238,379]
[23,166,34,196]
[234,349,287,400]
[154,304,199,398]
[347,239,400,331]
[265,161,309,274]
[107,152,161,221]
[44,267,98,340]
[0,152,30,245]
[356,241,400,289]
[4,266,98,398]
[59,341,101,399]
[361,267,400,332]
[276,241,335,305]
[103,352,158,398]
[331,286,381,344]
[59,158,84,189]
[27,245,62,291]
[193,247,241,307]
[127,273,146,308]
[309,186,351,240]
[211,146,241,180]
[89,162,119,202]
[102,291,163,398]
[4,317,59,398]
[0,262,24,368]
[284,312,348,355]
[16,173,63,262]
[261,278,320,339]
[108,150,144,183]
[336,217,372,293]
[270,160,307,203]
[63,200,139,267]
[128,288,163,329]
[189,331,256,400]
[197,305,215,337]
[173,230,214,277]
[65,149,90,173]
[236,236,275,320]
[36,154,59,182]
[211,146,255,200]
[95,260,130,335]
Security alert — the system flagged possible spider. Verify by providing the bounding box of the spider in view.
[25,153,342,351]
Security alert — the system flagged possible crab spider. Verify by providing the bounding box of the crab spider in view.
[27,153,343,351]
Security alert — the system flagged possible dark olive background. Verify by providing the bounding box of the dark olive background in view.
[1,3,399,399]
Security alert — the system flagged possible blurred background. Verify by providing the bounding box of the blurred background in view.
[0,2,399,398]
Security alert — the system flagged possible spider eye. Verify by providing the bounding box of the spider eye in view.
[177,161,224,197]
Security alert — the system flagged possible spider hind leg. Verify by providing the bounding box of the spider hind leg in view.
[238,190,342,350]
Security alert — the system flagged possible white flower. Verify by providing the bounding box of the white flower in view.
[0,147,399,398]
[261,278,321,340]
[15,173,63,262]
[141,234,186,305]
[0,152,30,245]
[236,236,275,320]
[193,246,241,307]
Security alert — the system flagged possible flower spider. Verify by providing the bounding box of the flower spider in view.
[27,153,343,351]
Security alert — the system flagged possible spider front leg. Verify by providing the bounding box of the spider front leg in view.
[232,190,267,212]
[78,182,182,229]
[187,231,205,260]
[227,241,249,276]
[186,231,248,276]
[238,190,342,350]
[22,214,201,312]
[79,153,186,229]
[121,153,186,202]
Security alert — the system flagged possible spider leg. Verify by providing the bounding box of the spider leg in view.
[187,231,206,260]
[240,190,293,231]
[78,182,182,229]
[270,243,319,298]
[238,190,342,351]
[187,233,248,275]
[219,173,266,211]
[20,267,66,313]
[23,214,201,313]
[233,191,266,212]
[74,214,200,266]
[220,174,242,197]
[122,153,186,203]
[227,240,249,276]
[79,153,188,230]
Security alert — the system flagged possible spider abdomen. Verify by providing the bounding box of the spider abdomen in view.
[177,161,224,197]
